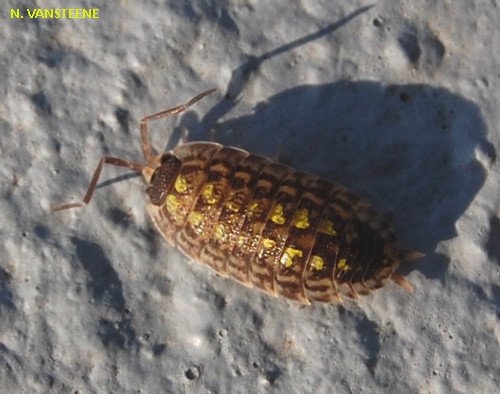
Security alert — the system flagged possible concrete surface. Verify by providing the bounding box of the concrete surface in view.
[1,1,499,393]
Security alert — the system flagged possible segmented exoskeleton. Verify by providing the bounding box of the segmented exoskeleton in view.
[54,89,422,304]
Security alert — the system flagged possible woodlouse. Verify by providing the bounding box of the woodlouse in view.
[54,89,423,304]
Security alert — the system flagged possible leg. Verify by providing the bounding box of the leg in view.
[140,88,217,162]
[52,157,146,211]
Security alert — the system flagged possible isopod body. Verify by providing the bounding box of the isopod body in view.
[55,89,421,304]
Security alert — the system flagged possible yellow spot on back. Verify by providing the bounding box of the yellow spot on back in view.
[310,255,324,271]
[188,211,203,227]
[214,223,225,239]
[201,184,218,204]
[262,238,276,248]
[247,202,259,217]
[225,192,240,212]
[237,235,246,246]
[166,194,178,214]
[226,201,239,212]
[292,208,310,229]
[280,247,303,267]
[271,204,286,225]
[346,232,358,244]
[337,258,350,271]
[319,220,337,236]
[174,175,188,193]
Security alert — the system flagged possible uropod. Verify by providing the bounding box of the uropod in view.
[54,89,423,304]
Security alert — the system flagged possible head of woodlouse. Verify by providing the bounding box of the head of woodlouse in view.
[147,153,181,206]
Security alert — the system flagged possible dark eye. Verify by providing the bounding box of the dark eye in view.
[146,154,182,206]
[149,167,160,184]
[161,153,178,165]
